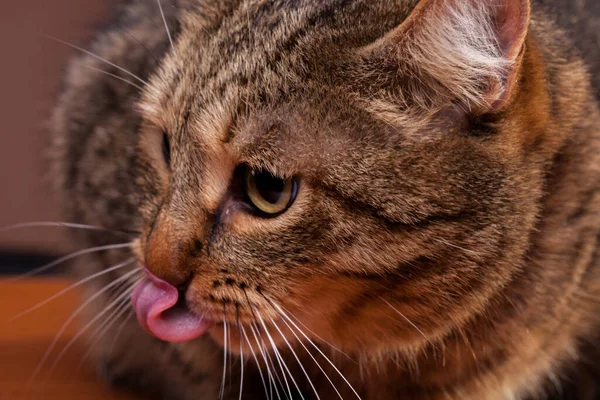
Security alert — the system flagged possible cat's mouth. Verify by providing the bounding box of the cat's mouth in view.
[131,269,214,343]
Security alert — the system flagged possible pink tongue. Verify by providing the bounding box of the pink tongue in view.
[131,270,212,343]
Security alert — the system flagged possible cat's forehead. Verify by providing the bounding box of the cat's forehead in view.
[139,0,424,180]
[141,0,418,122]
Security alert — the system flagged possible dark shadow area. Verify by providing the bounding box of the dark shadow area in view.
[0,250,62,275]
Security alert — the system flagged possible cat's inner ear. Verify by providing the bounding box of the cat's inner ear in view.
[368,0,531,113]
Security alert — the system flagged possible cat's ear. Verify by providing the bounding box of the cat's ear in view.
[367,0,531,113]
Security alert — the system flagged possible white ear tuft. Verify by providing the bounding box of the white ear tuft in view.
[374,0,531,112]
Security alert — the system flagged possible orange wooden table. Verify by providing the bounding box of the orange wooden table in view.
[0,278,139,400]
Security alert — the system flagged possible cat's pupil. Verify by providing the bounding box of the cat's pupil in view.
[255,171,285,204]
[162,132,171,165]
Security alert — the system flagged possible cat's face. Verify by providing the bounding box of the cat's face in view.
[128,0,545,354]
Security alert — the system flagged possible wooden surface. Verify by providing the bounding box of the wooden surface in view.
[0,278,138,399]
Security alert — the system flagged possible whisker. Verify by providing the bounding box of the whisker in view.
[220,306,228,400]
[27,268,141,386]
[432,238,479,256]
[243,290,262,328]
[272,303,363,400]
[9,258,135,321]
[280,305,355,363]
[156,0,174,51]
[108,307,135,358]
[83,65,145,91]
[276,310,344,400]
[227,313,233,387]
[256,311,304,400]
[237,307,244,400]
[249,323,284,400]
[245,292,286,400]
[7,243,131,283]
[75,294,133,373]
[270,317,320,400]
[379,297,432,346]
[45,279,141,379]
[44,35,148,85]
[240,325,270,400]
[120,28,161,64]
[0,221,133,235]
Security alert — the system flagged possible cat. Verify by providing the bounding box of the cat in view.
[48,0,600,399]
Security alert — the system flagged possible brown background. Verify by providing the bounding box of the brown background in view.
[0,1,117,255]
[0,7,139,399]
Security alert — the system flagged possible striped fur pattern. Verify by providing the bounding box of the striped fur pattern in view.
[50,0,600,399]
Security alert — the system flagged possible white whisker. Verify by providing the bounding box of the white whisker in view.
[44,35,148,85]
[256,311,304,400]
[432,238,479,256]
[27,268,141,386]
[121,28,161,64]
[76,294,133,372]
[156,0,174,51]
[379,297,432,345]
[281,305,355,363]
[276,313,344,400]
[238,324,244,400]
[9,258,135,321]
[244,291,287,399]
[0,221,130,235]
[228,315,233,387]
[249,323,284,400]
[45,279,141,379]
[107,307,135,358]
[84,65,145,91]
[7,243,131,283]
[270,317,320,400]
[220,317,228,400]
[273,304,363,400]
[241,325,270,400]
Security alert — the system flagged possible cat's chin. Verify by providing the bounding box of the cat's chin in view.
[131,270,215,343]
[207,321,290,356]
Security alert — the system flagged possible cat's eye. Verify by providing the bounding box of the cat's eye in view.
[161,132,171,165]
[244,168,298,216]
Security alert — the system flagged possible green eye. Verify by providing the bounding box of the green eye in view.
[245,168,298,215]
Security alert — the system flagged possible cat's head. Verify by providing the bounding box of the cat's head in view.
[129,0,553,355]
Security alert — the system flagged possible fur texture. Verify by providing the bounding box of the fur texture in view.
[50,0,600,399]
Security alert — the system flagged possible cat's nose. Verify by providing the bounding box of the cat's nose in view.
[144,218,198,288]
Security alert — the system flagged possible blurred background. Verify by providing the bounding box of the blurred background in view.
[0,5,141,398]
[0,0,117,273]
